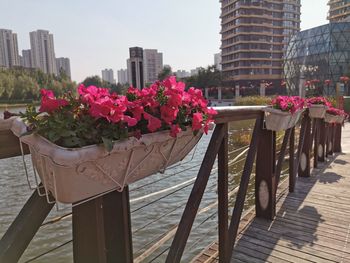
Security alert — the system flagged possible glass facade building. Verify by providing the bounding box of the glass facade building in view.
[284,22,350,95]
[220,0,301,87]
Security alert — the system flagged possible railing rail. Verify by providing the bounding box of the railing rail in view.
[0,106,344,263]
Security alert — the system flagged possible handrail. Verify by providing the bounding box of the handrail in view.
[214,105,267,123]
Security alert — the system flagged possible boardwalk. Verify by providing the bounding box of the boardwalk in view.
[194,123,350,263]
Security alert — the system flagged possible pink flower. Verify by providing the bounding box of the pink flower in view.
[192,112,203,131]
[144,112,162,132]
[129,104,144,121]
[39,89,68,113]
[123,115,137,127]
[170,124,182,137]
[160,105,178,124]
[133,129,142,140]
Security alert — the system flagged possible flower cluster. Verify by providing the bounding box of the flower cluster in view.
[307,97,331,107]
[22,77,217,148]
[271,96,304,114]
[340,76,350,83]
[327,107,348,117]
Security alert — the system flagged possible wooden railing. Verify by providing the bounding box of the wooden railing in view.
[0,106,343,263]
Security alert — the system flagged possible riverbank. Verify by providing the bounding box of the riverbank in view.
[0,102,39,109]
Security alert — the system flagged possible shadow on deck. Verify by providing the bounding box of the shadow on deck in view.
[232,153,350,263]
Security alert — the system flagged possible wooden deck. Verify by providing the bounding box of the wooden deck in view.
[194,123,350,263]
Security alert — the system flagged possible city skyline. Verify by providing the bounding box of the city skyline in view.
[1,0,328,82]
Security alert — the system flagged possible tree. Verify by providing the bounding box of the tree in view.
[0,67,76,102]
[185,65,222,89]
[158,66,173,81]
[82,75,104,87]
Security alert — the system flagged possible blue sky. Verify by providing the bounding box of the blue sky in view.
[1,0,328,82]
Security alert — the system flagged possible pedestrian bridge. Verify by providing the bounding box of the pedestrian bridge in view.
[0,108,349,263]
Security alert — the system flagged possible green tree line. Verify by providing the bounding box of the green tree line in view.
[0,67,76,102]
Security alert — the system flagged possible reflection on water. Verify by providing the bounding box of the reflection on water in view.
[0,114,288,262]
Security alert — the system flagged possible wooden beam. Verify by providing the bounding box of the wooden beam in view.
[0,130,29,159]
[166,124,226,263]
[313,119,320,168]
[334,124,342,153]
[73,188,133,263]
[299,113,312,177]
[255,125,276,220]
[218,123,229,263]
[289,128,295,193]
[228,115,262,254]
[0,189,54,263]
[318,120,326,162]
[275,128,292,187]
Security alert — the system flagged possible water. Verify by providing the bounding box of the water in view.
[0,108,288,262]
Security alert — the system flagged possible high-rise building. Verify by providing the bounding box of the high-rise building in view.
[30,30,57,75]
[0,29,20,68]
[190,67,202,76]
[21,49,32,68]
[117,69,129,84]
[220,0,301,87]
[143,49,163,84]
[175,70,191,79]
[214,53,222,70]
[56,57,71,79]
[127,47,145,89]
[102,69,115,84]
[328,0,350,22]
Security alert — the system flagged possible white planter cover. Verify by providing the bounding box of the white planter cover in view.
[324,113,345,124]
[288,109,303,128]
[264,108,293,131]
[309,104,327,119]
[324,113,338,123]
[11,118,202,204]
[336,115,345,123]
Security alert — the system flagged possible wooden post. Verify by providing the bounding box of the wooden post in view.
[73,188,133,263]
[313,119,319,168]
[317,120,326,162]
[0,189,54,263]
[218,123,229,263]
[334,124,342,153]
[255,127,276,220]
[299,114,312,177]
[327,124,335,156]
[289,128,295,193]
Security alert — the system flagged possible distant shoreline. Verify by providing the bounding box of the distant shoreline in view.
[0,102,39,108]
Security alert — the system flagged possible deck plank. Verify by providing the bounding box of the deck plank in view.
[193,123,350,263]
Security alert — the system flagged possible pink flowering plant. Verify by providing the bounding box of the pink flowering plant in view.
[271,96,304,114]
[21,76,217,150]
[307,97,331,107]
[326,107,348,117]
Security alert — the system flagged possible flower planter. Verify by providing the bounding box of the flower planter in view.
[324,113,338,124]
[309,104,327,119]
[336,115,345,123]
[263,108,293,131]
[288,109,303,128]
[11,118,202,204]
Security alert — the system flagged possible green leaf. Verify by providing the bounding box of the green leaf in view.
[102,137,114,152]
[62,137,81,148]
[60,130,76,137]
[47,131,61,142]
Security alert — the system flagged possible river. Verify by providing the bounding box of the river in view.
[0,106,288,262]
